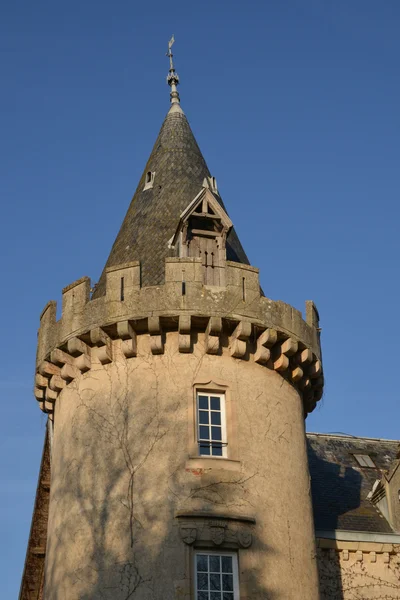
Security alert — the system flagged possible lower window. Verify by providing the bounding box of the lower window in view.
[195,552,239,600]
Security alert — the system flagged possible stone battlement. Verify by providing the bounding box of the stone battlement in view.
[35,258,323,418]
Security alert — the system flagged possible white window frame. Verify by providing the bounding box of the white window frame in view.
[194,551,240,600]
[143,171,155,190]
[196,392,227,458]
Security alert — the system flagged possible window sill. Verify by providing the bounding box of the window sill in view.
[186,456,241,471]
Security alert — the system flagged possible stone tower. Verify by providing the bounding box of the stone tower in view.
[33,41,324,600]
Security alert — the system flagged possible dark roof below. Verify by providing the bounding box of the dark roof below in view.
[93,107,249,297]
[307,433,399,534]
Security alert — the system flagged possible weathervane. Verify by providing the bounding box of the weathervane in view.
[167,35,175,71]
[166,35,180,105]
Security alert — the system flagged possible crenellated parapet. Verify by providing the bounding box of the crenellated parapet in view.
[34,258,323,418]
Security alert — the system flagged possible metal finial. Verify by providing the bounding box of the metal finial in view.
[166,35,180,105]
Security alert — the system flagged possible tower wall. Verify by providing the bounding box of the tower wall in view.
[35,258,323,600]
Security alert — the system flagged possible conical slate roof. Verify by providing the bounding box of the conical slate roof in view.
[93,104,249,297]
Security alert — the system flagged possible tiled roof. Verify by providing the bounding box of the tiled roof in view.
[307,433,399,534]
[93,106,249,297]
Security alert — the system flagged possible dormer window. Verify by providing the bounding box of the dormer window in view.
[143,171,155,190]
[171,188,232,286]
[353,454,376,468]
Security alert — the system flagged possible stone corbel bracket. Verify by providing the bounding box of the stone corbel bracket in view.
[177,512,255,549]
[34,315,323,419]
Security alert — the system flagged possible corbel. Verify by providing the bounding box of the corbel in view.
[45,388,58,403]
[49,375,66,393]
[383,552,390,564]
[205,317,222,354]
[178,315,191,353]
[298,377,311,392]
[272,337,298,373]
[356,551,363,562]
[308,359,322,379]
[254,328,277,364]
[38,361,61,379]
[369,552,376,563]
[50,348,75,367]
[229,321,251,358]
[313,386,323,402]
[148,317,164,355]
[60,363,80,383]
[35,373,49,389]
[67,337,91,372]
[342,550,349,561]
[89,327,113,364]
[117,321,137,358]
[290,365,304,383]
[298,348,313,366]
[44,400,54,413]
[34,387,44,401]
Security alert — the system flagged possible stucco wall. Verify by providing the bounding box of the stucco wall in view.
[44,331,319,599]
[318,546,400,599]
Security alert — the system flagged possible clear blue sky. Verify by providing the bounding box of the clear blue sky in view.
[1,0,399,596]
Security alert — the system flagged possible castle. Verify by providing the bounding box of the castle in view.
[19,41,400,600]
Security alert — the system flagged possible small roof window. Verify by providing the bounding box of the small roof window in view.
[353,454,376,468]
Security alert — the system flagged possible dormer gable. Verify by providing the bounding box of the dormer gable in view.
[171,187,232,286]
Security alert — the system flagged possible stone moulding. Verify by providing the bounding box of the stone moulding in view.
[34,316,323,419]
[34,258,324,419]
[317,537,400,563]
[177,512,255,549]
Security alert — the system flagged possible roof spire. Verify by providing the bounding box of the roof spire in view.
[166,35,180,105]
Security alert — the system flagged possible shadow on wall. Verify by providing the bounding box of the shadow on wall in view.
[307,442,362,600]
[44,356,277,600]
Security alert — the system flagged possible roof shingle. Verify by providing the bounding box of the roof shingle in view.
[307,433,399,534]
[93,106,249,297]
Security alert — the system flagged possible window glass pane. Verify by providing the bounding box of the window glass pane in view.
[210,396,220,410]
[198,395,209,409]
[212,444,223,457]
[221,556,233,573]
[210,573,221,590]
[197,554,208,571]
[209,555,221,572]
[211,427,222,441]
[199,426,210,440]
[222,574,233,591]
[196,554,236,600]
[199,444,211,455]
[197,573,208,590]
[199,411,209,424]
[211,412,221,425]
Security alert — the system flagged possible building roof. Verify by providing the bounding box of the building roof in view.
[18,424,51,600]
[307,432,400,534]
[93,104,249,297]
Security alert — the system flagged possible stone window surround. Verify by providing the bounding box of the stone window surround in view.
[187,379,240,471]
[143,170,155,190]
